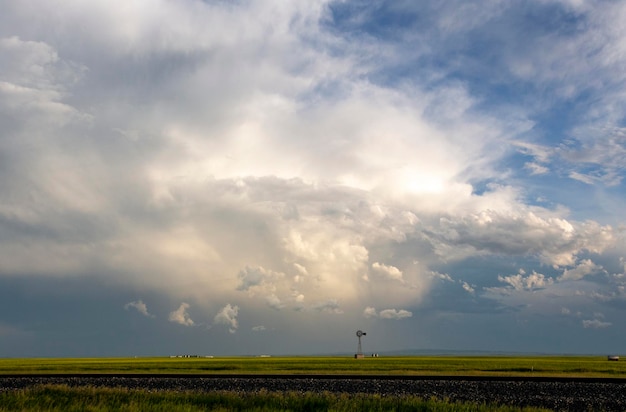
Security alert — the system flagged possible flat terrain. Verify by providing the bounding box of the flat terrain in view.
[2,357,626,411]
[1,356,625,378]
[2,374,626,410]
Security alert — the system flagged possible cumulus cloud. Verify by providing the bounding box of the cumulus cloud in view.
[266,294,285,310]
[0,0,625,356]
[312,300,343,314]
[498,269,554,292]
[582,319,611,329]
[432,210,615,267]
[460,281,475,294]
[124,300,153,317]
[237,266,298,309]
[237,266,285,292]
[431,272,454,282]
[363,306,412,320]
[371,262,403,282]
[0,1,618,300]
[559,259,604,281]
[214,304,239,333]
[168,303,194,326]
[293,263,308,283]
[363,306,378,319]
[379,309,413,320]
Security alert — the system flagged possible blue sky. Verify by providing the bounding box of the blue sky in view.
[0,0,625,357]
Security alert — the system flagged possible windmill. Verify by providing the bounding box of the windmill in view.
[354,330,366,359]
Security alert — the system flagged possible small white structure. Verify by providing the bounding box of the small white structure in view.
[608,355,620,361]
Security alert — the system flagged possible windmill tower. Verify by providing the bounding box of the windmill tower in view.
[354,330,366,359]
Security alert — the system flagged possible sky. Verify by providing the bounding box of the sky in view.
[1,0,625,357]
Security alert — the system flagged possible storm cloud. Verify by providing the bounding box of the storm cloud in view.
[0,0,625,356]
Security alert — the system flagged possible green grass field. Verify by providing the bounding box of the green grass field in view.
[1,355,625,378]
[0,385,551,412]
[1,357,617,411]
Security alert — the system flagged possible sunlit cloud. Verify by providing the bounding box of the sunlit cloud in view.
[559,259,604,282]
[371,262,403,282]
[363,306,412,320]
[582,319,611,329]
[214,304,239,333]
[498,270,554,292]
[0,0,625,356]
[124,300,153,318]
[460,281,475,295]
[312,300,343,314]
[168,303,194,327]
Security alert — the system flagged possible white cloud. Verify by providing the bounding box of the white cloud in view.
[433,210,615,267]
[431,271,454,282]
[0,1,617,302]
[508,2,626,186]
[582,319,611,329]
[524,162,549,175]
[379,309,413,320]
[363,306,412,320]
[371,262,403,282]
[252,325,266,332]
[168,303,194,326]
[291,291,305,303]
[214,303,239,333]
[0,0,625,357]
[460,281,475,294]
[514,141,553,164]
[293,263,308,283]
[559,259,604,281]
[237,266,285,292]
[363,306,378,319]
[498,269,554,292]
[569,171,596,185]
[312,300,343,314]
[266,294,285,310]
[124,300,153,317]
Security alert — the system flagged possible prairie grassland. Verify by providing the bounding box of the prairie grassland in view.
[0,356,625,377]
[0,384,551,412]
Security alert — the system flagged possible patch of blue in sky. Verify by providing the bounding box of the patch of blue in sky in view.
[469,180,506,198]
[325,0,592,131]
[537,176,617,220]
[326,0,424,39]
[516,1,587,36]
[494,143,604,216]
[535,89,596,135]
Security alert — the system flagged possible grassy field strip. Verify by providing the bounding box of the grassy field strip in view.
[0,356,625,378]
[0,385,553,412]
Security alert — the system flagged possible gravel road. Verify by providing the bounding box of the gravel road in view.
[2,375,626,411]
